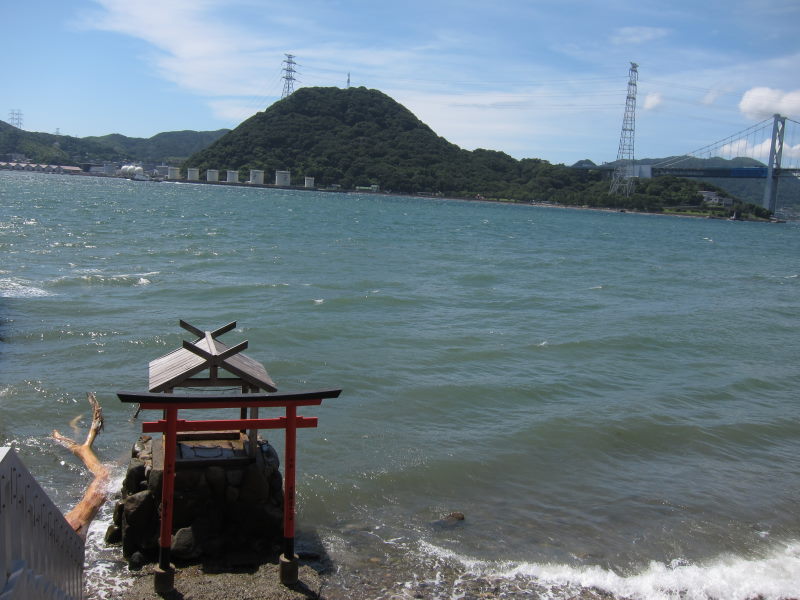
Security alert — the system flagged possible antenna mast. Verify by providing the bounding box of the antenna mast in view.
[609,62,639,197]
[281,54,297,99]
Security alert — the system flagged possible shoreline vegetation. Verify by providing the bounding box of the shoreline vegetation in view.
[104,169,787,222]
[1,167,779,223]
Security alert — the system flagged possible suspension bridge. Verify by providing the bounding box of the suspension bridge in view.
[607,63,800,216]
[652,114,800,214]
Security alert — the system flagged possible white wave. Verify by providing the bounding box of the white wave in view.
[0,278,52,297]
[419,540,800,600]
[52,271,160,287]
[84,473,132,600]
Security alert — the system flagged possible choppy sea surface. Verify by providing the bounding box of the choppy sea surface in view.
[1,171,799,599]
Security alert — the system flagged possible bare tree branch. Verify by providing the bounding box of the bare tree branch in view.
[52,393,110,539]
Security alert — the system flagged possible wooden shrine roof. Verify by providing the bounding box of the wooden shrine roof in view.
[148,320,277,393]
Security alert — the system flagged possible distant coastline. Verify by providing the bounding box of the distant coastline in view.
[0,167,783,222]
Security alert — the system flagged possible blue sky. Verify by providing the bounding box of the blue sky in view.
[4,0,800,165]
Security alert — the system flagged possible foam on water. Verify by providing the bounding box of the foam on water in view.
[405,540,800,600]
[0,277,52,297]
[84,474,133,600]
[315,526,800,600]
[51,271,161,288]
[507,547,800,600]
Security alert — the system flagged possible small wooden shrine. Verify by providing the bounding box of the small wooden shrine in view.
[115,320,340,594]
[147,320,279,460]
[149,320,277,393]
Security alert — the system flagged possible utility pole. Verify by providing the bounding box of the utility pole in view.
[609,62,639,197]
[8,109,23,129]
[281,54,297,99]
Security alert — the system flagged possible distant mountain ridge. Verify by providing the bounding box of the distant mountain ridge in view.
[0,121,229,165]
[84,130,230,163]
[572,155,797,207]
[572,156,767,169]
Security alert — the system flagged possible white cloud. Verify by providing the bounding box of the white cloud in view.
[785,143,800,163]
[643,92,662,110]
[716,136,800,166]
[739,87,800,120]
[702,85,730,106]
[718,136,772,161]
[611,26,669,45]
[388,87,620,161]
[86,0,283,97]
[71,1,800,164]
[207,99,260,123]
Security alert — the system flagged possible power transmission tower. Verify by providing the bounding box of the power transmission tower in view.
[281,54,297,98]
[609,62,638,197]
[8,109,23,129]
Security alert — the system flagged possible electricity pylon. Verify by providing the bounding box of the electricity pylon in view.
[281,54,297,99]
[609,62,639,197]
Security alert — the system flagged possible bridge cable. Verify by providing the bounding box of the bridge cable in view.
[653,116,775,167]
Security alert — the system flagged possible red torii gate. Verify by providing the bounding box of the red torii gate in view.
[118,390,340,591]
[117,322,340,593]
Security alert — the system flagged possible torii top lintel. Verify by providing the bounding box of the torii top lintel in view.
[148,320,277,393]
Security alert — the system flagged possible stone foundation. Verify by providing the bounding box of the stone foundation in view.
[106,433,284,567]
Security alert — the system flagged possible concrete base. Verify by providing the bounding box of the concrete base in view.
[154,564,176,595]
[279,553,299,585]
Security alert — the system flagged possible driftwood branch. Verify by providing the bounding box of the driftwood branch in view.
[52,392,110,539]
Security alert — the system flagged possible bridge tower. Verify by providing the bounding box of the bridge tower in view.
[762,113,786,213]
[609,62,639,197]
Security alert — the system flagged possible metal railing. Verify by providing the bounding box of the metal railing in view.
[1,447,84,600]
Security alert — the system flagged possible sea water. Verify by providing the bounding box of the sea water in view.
[1,170,799,599]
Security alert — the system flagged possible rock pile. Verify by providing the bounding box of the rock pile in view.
[106,434,284,568]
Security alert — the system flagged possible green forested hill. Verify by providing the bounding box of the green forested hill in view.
[0,120,121,164]
[84,129,229,163]
[184,87,772,216]
[0,121,228,165]
[186,86,608,197]
[186,86,472,192]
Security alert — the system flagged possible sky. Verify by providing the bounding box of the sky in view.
[4,0,800,165]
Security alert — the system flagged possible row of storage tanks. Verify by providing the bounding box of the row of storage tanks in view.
[166,167,314,188]
[120,165,145,177]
